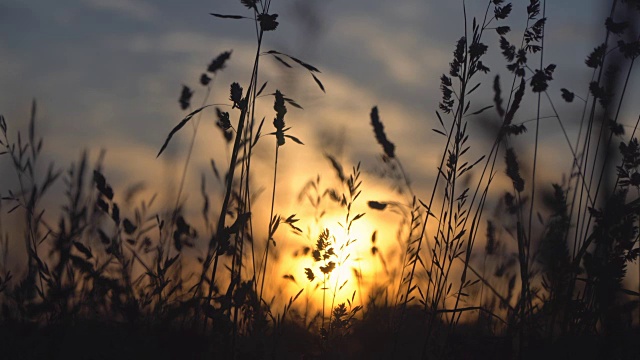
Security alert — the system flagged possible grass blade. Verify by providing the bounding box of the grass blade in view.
[157,105,212,158]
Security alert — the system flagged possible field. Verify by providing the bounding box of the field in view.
[1,0,639,359]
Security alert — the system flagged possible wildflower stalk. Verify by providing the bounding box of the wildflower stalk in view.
[202,30,263,312]
[259,90,286,301]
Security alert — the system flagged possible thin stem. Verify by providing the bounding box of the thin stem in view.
[173,84,213,222]
[200,30,264,314]
[259,142,279,301]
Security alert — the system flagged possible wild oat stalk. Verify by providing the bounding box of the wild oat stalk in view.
[258,89,288,301]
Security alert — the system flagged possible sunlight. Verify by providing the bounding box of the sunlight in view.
[295,213,380,309]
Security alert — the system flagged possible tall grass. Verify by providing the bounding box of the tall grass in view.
[0,0,639,359]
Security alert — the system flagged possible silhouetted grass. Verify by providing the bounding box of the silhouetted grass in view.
[1,0,639,359]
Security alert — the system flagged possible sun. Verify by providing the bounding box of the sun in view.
[303,213,379,305]
[275,203,403,315]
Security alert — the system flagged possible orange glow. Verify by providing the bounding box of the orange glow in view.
[276,210,389,314]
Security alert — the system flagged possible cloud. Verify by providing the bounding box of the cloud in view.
[79,0,159,21]
[0,43,23,82]
[330,16,450,88]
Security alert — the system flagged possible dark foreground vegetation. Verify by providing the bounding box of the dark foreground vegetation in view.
[1,1,639,359]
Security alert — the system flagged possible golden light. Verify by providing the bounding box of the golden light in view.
[280,212,385,312]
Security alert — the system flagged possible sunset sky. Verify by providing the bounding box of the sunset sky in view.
[0,0,615,175]
[1,0,639,302]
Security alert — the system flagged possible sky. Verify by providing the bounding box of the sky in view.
[0,0,613,196]
[1,0,639,303]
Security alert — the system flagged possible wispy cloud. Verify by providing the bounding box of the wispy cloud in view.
[79,0,159,21]
[331,16,449,88]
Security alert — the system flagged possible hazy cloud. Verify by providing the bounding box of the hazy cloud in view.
[79,0,159,21]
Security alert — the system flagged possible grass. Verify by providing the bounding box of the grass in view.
[1,0,639,359]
